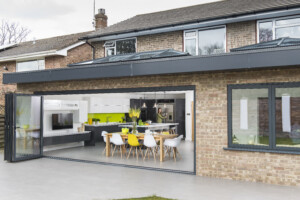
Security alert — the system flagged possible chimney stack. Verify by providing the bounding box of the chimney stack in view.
[95,8,108,30]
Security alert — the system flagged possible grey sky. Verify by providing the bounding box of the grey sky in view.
[0,0,219,40]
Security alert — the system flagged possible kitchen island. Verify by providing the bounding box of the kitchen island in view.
[84,123,131,145]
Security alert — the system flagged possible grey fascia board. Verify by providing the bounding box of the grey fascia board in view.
[3,47,300,84]
[86,7,300,41]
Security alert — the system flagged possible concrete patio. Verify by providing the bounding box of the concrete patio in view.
[0,153,299,200]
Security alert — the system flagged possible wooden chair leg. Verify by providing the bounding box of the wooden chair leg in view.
[176,148,181,159]
[139,146,143,157]
[144,148,148,160]
[152,148,156,161]
[112,145,117,157]
[127,146,132,159]
[173,147,177,161]
[102,146,106,155]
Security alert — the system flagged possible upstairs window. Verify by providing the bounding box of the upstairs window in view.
[16,59,45,72]
[258,16,300,43]
[184,26,226,56]
[104,38,136,56]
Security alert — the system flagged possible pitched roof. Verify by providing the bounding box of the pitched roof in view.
[0,31,93,59]
[84,0,300,39]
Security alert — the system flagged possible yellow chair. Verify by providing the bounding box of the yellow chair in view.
[127,134,143,159]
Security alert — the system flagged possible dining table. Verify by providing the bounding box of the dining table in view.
[105,133,178,162]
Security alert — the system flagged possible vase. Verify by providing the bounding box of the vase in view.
[132,117,137,134]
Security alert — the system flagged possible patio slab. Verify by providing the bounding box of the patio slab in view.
[0,153,299,200]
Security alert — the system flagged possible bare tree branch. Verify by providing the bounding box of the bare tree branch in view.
[0,19,31,46]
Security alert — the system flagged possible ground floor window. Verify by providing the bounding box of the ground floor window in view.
[228,82,300,152]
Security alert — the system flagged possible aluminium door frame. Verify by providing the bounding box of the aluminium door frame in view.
[5,93,44,162]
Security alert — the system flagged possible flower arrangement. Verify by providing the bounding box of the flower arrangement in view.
[129,108,141,134]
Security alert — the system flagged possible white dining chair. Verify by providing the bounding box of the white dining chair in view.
[111,133,126,158]
[164,135,183,161]
[143,134,158,161]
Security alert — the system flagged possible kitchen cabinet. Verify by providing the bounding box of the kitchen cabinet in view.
[44,100,79,110]
[73,101,88,123]
[89,97,130,113]
[130,99,156,122]
[174,99,186,138]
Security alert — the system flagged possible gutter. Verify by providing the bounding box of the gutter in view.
[0,41,86,62]
[0,50,59,62]
[80,6,300,41]
[84,40,96,59]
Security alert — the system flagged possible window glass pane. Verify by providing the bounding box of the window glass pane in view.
[275,26,300,39]
[116,39,136,55]
[259,21,273,42]
[276,17,300,26]
[275,88,300,148]
[106,48,115,56]
[17,60,44,72]
[232,89,269,146]
[15,96,41,158]
[185,38,196,56]
[198,28,225,55]
[185,31,196,37]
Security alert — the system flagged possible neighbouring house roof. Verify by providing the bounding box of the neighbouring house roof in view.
[4,45,300,84]
[82,0,300,40]
[231,37,300,52]
[68,49,189,67]
[0,31,93,62]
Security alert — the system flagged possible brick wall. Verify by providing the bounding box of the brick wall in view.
[226,21,257,51]
[0,61,17,111]
[92,31,183,59]
[0,43,92,107]
[93,41,105,59]
[16,67,300,186]
[137,31,183,52]
[45,43,92,69]
[93,21,256,59]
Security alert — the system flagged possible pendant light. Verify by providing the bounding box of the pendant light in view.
[142,93,147,108]
[153,92,157,108]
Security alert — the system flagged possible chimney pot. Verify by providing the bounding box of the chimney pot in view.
[98,8,105,14]
[95,8,108,30]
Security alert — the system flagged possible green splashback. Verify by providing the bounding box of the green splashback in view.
[88,113,125,123]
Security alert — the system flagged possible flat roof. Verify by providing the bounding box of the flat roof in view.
[3,46,300,85]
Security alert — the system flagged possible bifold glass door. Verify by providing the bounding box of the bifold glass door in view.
[5,94,43,162]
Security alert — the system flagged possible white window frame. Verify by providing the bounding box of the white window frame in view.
[183,25,227,56]
[104,37,137,57]
[16,59,45,72]
[257,15,300,43]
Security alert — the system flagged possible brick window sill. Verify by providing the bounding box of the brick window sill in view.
[223,147,300,155]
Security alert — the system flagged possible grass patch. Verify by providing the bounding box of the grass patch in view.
[115,195,175,200]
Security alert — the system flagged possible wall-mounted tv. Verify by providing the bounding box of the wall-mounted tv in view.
[52,113,73,130]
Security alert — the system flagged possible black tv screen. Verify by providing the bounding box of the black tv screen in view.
[52,113,73,130]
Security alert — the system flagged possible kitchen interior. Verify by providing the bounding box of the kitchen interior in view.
[42,90,195,172]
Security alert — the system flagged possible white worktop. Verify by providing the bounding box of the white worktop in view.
[119,123,179,128]
[85,122,132,127]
